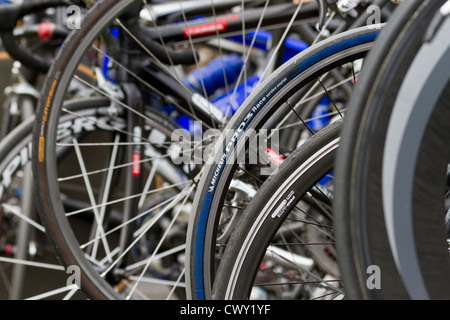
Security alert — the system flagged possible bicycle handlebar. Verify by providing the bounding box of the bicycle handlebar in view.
[0,0,329,73]
[124,0,327,65]
[120,1,199,65]
[0,0,72,74]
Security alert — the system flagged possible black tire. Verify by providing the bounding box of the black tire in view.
[334,0,449,300]
[212,119,342,300]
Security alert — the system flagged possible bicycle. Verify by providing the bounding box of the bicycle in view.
[0,0,326,300]
[30,0,395,300]
[29,0,343,300]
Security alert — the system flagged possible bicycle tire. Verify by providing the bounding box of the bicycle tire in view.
[379,5,450,300]
[212,119,342,300]
[333,0,449,300]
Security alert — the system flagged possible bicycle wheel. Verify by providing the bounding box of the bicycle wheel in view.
[0,97,125,300]
[334,0,449,300]
[186,25,382,299]
[35,98,189,300]
[33,0,333,299]
[212,119,342,300]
